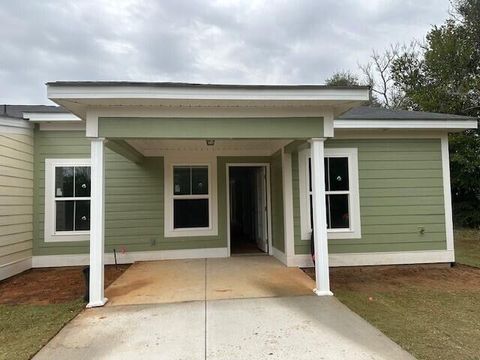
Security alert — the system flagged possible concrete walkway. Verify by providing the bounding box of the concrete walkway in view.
[34,296,414,360]
[34,257,414,359]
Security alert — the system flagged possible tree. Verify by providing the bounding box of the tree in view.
[325,71,360,86]
[391,0,480,227]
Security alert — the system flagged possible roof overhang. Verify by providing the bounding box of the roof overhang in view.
[46,82,371,119]
[23,112,82,122]
[334,118,478,131]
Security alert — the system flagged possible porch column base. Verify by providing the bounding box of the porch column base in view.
[86,297,108,308]
[313,289,334,297]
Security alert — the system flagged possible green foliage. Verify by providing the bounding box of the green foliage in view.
[325,71,360,86]
[391,0,480,227]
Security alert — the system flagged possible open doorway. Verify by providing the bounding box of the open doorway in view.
[228,165,270,255]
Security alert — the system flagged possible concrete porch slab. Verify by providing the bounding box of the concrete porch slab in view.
[105,256,316,306]
[105,259,206,306]
[206,256,315,300]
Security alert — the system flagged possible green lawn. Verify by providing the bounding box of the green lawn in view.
[0,300,84,360]
[330,228,480,360]
[454,228,480,267]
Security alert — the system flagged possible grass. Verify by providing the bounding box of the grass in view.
[454,228,480,267]
[329,228,480,360]
[335,288,480,360]
[0,299,85,360]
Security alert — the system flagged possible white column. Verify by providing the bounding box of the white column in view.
[87,138,107,308]
[310,138,333,296]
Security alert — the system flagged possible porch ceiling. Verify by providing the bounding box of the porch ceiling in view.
[125,139,290,157]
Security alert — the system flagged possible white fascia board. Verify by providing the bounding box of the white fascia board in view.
[334,119,478,130]
[23,112,81,122]
[47,85,370,102]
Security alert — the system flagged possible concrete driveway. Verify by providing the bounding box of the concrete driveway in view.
[34,257,414,359]
[34,295,413,360]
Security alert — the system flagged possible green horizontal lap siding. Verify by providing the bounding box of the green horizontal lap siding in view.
[98,117,324,139]
[0,132,34,267]
[33,130,276,256]
[33,130,225,256]
[293,138,447,255]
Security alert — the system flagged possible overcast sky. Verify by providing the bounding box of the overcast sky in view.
[0,0,451,105]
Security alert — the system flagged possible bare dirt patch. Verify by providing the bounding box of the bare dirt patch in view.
[303,263,480,293]
[0,265,129,305]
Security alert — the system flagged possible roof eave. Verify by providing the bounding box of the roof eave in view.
[334,119,478,131]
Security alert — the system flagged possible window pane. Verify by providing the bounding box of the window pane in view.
[325,195,331,229]
[55,167,74,197]
[328,157,349,191]
[75,167,91,197]
[75,200,90,231]
[328,194,349,229]
[192,167,208,195]
[56,200,74,231]
[174,167,191,195]
[174,199,209,228]
[324,158,329,191]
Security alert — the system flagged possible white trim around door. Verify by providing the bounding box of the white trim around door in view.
[226,163,272,256]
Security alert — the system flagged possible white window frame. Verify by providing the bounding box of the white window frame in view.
[299,147,361,240]
[164,156,218,238]
[44,158,91,242]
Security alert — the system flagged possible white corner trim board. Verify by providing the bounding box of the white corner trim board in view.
[32,247,229,267]
[287,250,455,268]
[441,135,455,252]
[0,257,32,281]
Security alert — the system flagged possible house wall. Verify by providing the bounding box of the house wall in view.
[0,123,34,280]
[31,130,451,266]
[292,138,447,255]
[32,130,281,259]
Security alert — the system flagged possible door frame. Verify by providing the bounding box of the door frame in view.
[226,163,273,256]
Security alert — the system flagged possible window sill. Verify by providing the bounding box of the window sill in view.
[45,232,90,242]
[301,230,362,241]
[165,227,217,238]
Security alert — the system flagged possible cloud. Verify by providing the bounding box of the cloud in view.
[0,0,451,104]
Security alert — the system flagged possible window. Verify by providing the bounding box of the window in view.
[173,166,209,229]
[45,159,91,242]
[164,159,218,237]
[299,148,361,240]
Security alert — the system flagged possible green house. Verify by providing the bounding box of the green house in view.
[0,82,477,307]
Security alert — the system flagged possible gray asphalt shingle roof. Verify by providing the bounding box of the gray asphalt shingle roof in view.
[1,103,475,122]
[0,104,66,119]
[339,106,475,121]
